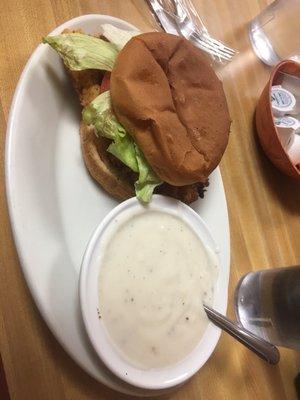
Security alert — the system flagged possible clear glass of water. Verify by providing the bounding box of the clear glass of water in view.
[235,266,300,349]
[249,0,300,66]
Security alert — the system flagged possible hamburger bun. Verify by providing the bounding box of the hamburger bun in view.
[110,32,230,186]
[80,122,135,200]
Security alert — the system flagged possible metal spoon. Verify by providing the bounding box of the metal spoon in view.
[203,305,280,364]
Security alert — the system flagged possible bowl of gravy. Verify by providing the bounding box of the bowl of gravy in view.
[80,195,227,389]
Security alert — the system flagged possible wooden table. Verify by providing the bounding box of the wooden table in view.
[1,0,299,399]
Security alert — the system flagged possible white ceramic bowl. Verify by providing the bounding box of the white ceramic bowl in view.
[80,195,225,390]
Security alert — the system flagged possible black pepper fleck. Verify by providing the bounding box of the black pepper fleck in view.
[185,317,189,321]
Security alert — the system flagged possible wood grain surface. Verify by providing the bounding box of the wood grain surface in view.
[0,1,299,399]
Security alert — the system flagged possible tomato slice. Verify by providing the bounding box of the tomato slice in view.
[100,72,111,93]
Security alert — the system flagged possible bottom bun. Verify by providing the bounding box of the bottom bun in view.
[80,122,135,200]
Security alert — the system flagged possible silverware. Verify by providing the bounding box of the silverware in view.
[146,0,236,62]
[146,0,179,35]
[203,304,280,364]
[172,0,236,61]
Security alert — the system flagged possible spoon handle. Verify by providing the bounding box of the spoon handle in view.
[203,305,280,364]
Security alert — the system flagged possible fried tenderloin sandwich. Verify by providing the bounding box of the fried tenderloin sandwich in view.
[43,25,230,203]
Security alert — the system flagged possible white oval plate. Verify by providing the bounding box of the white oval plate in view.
[5,14,230,396]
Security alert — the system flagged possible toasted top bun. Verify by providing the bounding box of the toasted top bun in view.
[110,32,230,186]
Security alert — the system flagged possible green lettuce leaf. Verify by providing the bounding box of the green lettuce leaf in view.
[82,91,161,202]
[83,91,138,172]
[134,145,161,202]
[43,33,118,71]
[107,137,138,173]
[82,91,126,140]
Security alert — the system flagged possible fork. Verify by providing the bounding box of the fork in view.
[172,0,236,61]
[152,0,236,62]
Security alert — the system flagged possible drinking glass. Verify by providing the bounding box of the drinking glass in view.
[249,0,300,66]
[235,266,300,349]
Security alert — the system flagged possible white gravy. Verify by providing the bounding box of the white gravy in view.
[98,210,218,369]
